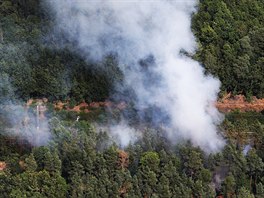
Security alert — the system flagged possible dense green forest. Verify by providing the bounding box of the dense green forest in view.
[192,0,264,98]
[1,109,264,197]
[1,0,263,101]
[0,0,264,198]
[0,0,123,102]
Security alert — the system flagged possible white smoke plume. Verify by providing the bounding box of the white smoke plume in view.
[0,45,51,146]
[47,0,224,152]
[96,119,140,149]
[109,120,140,148]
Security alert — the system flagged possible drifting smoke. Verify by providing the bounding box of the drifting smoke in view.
[243,144,252,156]
[0,58,51,146]
[1,103,51,146]
[110,119,140,148]
[47,0,224,152]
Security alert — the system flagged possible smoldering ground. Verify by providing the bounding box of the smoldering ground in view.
[46,0,224,152]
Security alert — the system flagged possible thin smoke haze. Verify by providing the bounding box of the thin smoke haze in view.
[0,55,51,146]
[0,102,51,146]
[47,0,225,152]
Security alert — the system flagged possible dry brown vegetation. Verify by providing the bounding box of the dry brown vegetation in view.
[27,94,264,115]
[53,100,126,113]
[0,161,7,171]
[118,150,129,169]
[216,93,264,112]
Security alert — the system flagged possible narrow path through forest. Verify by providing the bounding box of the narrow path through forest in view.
[27,93,264,114]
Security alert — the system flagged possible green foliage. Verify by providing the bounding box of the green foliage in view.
[222,173,236,197]
[10,170,67,198]
[24,154,37,172]
[256,182,264,198]
[140,151,160,172]
[0,0,123,102]
[193,0,264,97]
[0,1,264,197]
[0,110,263,197]
[237,187,255,198]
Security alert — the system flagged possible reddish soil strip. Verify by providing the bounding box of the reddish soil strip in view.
[216,93,264,112]
[0,161,6,171]
[53,100,127,113]
[28,94,264,114]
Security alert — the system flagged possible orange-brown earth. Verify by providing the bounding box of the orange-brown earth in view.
[53,100,126,113]
[27,94,264,115]
[0,161,6,171]
[216,93,264,112]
